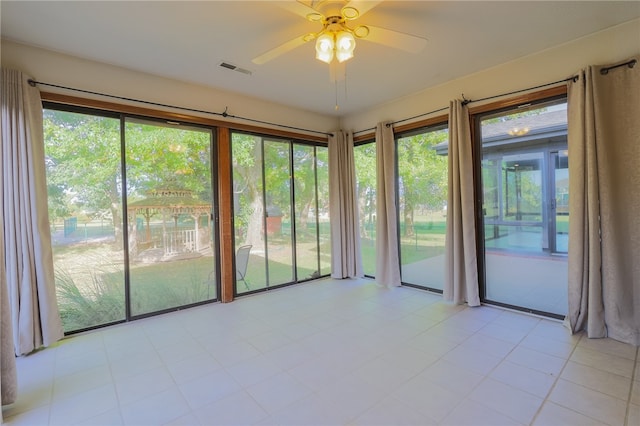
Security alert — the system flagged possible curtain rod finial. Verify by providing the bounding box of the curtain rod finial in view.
[28,79,37,87]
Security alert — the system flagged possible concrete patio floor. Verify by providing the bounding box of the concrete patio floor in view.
[401,252,568,316]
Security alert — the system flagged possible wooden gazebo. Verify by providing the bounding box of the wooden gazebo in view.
[127,189,211,260]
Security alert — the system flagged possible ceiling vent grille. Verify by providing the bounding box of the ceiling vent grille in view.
[219,62,252,75]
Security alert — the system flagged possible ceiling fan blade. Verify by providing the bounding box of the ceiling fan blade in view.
[363,25,427,53]
[342,0,383,19]
[252,34,315,65]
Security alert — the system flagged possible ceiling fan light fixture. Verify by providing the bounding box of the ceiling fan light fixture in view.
[335,31,355,62]
[315,33,335,63]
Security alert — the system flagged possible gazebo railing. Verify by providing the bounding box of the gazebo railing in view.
[164,229,196,254]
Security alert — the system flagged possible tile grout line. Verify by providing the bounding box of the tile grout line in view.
[472,313,548,425]
[528,329,582,426]
[421,305,535,425]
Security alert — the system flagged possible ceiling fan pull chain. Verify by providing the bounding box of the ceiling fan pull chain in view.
[344,64,349,101]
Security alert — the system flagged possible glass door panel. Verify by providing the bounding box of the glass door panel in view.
[44,109,126,332]
[316,146,331,276]
[232,133,267,292]
[484,152,544,252]
[480,101,568,316]
[397,127,449,290]
[125,118,216,316]
[354,142,377,276]
[264,140,295,286]
[293,145,320,280]
[232,132,328,293]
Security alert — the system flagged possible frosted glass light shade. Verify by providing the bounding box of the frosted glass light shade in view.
[335,31,355,63]
[315,33,335,64]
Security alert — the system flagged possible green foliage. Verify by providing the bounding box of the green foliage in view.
[44,110,121,220]
[44,111,214,230]
[45,109,329,331]
[293,145,317,236]
[316,147,329,213]
[124,121,212,198]
[355,128,448,242]
[354,143,377,237]
[231,133,326,247]
[55,267,125,332]
[56,254,216,331]
[397,129,449,237]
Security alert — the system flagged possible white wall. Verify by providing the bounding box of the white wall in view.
[341,19,640,133]
[0,39,340,136]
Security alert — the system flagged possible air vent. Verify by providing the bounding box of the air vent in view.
[219,61,252,76]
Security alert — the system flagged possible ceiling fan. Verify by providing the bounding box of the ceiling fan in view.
[252,0,428,65]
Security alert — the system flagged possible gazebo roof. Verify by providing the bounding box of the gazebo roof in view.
[127,189,210,214]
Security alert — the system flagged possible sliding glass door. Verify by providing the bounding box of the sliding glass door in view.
[125,118,216,316]
[44,106,219,332]
[316,146,331,276]
[479,100,568,316]
[397,125,449,290]
[294,144,321,280]
[44,108,126,332]
[354,142,377,277]
[231,132,328,294]
[263,140,295,286]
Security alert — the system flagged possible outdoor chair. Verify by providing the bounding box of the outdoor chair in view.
[235,245,252,290]
[203,244,252,294]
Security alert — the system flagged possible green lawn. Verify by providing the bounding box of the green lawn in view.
[54,218,452,330]
[361,219,447,276]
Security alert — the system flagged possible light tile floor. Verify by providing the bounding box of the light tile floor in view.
[3,278,639,425]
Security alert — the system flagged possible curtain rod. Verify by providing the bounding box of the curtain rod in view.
[353,106,449,135]
[600,58,637,75]
[27,79,334,137]
[354,75,578,135]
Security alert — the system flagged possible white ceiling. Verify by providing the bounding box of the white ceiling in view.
[2,1,639,117]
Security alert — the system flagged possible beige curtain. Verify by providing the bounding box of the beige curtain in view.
[444,100,480,306]
[1,68,64,356]
[1,106,17,419]
[566,57,640,346]
[375,122,401,287]
[328,131,363,278]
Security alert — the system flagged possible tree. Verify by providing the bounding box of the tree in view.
[354,143,377,239]
[232,134,324,247]
[293,145,317,238]
[397,130,448,237]
[44,110,213,247]
[232,133,264,247]
[124,121,212,199]
[44,110,123,243]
